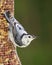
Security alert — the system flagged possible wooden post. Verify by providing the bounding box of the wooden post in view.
[0,0,21,65]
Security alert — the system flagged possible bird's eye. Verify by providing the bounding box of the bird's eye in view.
[28,36,31,38]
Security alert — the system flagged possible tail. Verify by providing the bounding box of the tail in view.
[4,11,11,23]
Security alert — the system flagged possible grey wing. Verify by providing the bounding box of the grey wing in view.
[12,26,23,46]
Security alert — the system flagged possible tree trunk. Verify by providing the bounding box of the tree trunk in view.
[0,0,21,65]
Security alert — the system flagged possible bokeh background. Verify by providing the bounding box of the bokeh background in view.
[14,0,52,65]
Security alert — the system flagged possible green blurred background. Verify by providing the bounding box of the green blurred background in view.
[14,0,52,65]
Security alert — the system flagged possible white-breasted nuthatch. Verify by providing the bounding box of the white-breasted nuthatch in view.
[4,11,36,48]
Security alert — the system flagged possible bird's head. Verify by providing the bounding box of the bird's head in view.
[21,34,36,47]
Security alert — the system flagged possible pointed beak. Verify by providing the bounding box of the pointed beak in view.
[32,35,38,40]
[32,35,36,39]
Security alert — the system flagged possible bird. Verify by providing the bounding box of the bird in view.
[4,11,36,48]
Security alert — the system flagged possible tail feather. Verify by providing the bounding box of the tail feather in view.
[4,11,11,23]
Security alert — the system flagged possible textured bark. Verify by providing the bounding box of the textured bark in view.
[0,0,21,65]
